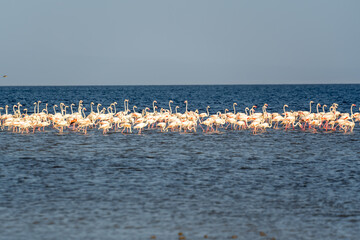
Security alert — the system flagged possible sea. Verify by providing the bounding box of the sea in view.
[0,84,359,240]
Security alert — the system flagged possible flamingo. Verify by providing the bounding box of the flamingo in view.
[184,100,188,113]
[98,121,112,134]
[168,100,173,114]
[134,122,147,134]
[153,100,157,113]
[200,106,210,119]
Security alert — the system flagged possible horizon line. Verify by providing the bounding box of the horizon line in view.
[1,82,360,87]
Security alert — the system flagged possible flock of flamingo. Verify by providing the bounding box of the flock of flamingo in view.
[0,100,359,135]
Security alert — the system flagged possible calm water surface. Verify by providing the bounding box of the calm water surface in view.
[0,85,359,240]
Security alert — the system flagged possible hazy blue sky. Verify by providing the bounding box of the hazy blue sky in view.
[1,0,359,85]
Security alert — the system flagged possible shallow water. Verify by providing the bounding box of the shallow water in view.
[0,85,360,240]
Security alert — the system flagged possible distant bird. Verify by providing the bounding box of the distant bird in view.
[2,75,7,78]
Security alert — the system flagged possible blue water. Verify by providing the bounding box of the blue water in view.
[0,85,359,240]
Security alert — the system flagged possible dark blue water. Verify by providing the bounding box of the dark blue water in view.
[0,85,359,240]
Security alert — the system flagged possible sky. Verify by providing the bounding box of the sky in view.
[0,0,359,85]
